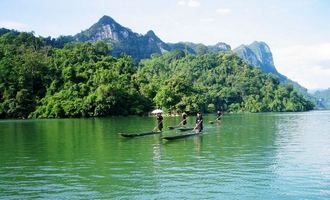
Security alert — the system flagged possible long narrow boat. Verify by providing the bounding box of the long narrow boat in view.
[168,125,182,130]
[177,127,194,131]
[209,120,221,124]
[162,132,202,141]
[119,131,162,138]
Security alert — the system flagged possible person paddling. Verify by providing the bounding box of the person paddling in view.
[156,113,163,131]
[182,112,187,126]
[216,110,223,121]
[195,112,203,133]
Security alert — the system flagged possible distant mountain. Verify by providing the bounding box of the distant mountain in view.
[71,16,308,95]
[43,15,231,60]
[50,16,317,104]
[0,28,19,36]
[313,89,330,109]
[1,16,318,106]
[71,15,231,60]
[72,15,171,60]
[234,42,278,74]
[168,42,231,54]
[233,41,316,101]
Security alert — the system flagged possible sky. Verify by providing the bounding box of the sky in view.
[1,0,330,90]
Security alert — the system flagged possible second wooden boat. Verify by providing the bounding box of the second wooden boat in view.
[209,120,221,124]
[177,127,194,131]
[162,132,202,140]
[168,125,182,130]
[119,131,162,138]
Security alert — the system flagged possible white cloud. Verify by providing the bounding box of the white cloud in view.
[216,8,231,15]
[188,0,200,7]
[0,21,28,30]
[200,18,215,23]
[177,0,200,8]
[273,43,330,89]
[177,0,186,6]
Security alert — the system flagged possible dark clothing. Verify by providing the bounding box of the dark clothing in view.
[217,112,222,120]
[195,115,203,132]
[182,113,187,125]
[157,115,163,131]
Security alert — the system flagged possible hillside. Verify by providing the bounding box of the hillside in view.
[0,32,313,118]
[46,16,232,61]
[69,16,313,102]
[135,50,313,113]
[233,41,316,102]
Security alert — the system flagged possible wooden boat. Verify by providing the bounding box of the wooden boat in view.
[119,131,162,138]
[177,127,194,131]
[209,120,221,124]
[168,125,182,130]
[162,131,202,141]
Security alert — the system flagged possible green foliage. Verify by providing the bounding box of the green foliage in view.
[30,42,149,118]
[134,51,314,113]
[0,32,51,118]
[0,32,314,119]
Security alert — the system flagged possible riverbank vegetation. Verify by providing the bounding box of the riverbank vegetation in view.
[0,31,314,118]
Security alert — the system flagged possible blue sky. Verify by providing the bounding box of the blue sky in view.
[1,0,330,90]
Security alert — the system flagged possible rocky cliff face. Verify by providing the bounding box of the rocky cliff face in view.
[234,41,278,74]
[75,15,136,42]
[72,15,231,60]
[73,15,171,60]
[233,41,315,103]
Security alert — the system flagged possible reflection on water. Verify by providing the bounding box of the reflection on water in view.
[0,111,330,199]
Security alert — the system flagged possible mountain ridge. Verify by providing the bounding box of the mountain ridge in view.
[232,41,315,101]
[234,41,279,74]
[0,15,314,102]
[313,88,330,109]
[71,15,231,60]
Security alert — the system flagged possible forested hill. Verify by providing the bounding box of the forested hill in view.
[48,15,311,103]
[135,51,313,114]
[0,32,313,119]
[234,41,313,101]
[2,16,311,101]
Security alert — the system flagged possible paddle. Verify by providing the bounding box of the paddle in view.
[178,119,186,126]
[192,119,203,133]
[169,119,186,129]
[153,120,163,132]
[210,113,224,124]
[209,119,221,125]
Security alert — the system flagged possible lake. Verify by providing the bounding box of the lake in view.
[1,111,330,199]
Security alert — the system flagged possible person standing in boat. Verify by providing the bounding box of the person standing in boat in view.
[216,110,223,120]
[156,113,163,131]
[181,112,187,126]
[195,112,203,133]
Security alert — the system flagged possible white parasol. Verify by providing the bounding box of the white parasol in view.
[151,109,163,114]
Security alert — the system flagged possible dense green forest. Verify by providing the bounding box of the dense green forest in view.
[0,32,313,119]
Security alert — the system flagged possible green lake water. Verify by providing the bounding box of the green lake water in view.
[1,111,330,199]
